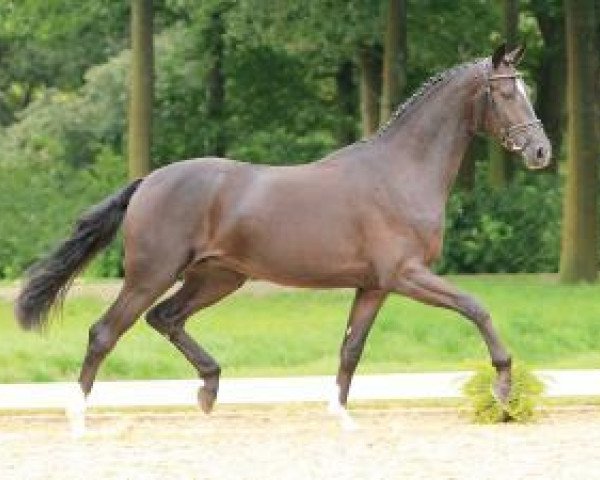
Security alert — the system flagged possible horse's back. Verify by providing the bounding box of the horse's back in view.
[123,156,374,287]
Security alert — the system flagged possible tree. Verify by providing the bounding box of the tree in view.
[530,0,566,173]
[358,44,381,137]
[596,0,600,142]
[334,60,358,146]
[204,6,227,156]
[0,1,129,125]
[128,0,154,179]
[559,0,599,283]
[488,0,518,189]
[380,0,407,123]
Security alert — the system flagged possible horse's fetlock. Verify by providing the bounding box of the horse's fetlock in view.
[493,355,512,372]
[205,364,221,378]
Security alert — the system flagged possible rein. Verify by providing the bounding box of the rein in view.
[479,72,541,152]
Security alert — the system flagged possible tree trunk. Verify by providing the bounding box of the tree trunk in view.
[560,0,599,283]
[487,145,513,188]
[128,0,153,179]
[596,0,600,139]
[488,0,518,188]
[504,0,518,48]
[205,8,226,156]
[380,0,407,123]
[358,45,381,138]
[531,0,566,173]
[334,60,357,146]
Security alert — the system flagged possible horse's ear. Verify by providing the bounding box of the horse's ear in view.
[506,43,526,65]
[491,43,506,69]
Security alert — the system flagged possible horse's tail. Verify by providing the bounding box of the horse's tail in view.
[14,178,144,330]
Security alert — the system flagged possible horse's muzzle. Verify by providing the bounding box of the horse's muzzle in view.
[522,140,552,170]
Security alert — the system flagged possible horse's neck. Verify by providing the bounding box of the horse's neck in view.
[373,67,481,202]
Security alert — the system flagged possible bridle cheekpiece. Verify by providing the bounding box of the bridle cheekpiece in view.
[484,70,542,153]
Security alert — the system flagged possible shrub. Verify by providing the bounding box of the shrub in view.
[0,147,126,279]
[438,168,561,274]
[462,361,544,424]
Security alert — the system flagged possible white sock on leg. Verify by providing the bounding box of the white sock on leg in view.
[65,383,87,439]
[327,384,359,431]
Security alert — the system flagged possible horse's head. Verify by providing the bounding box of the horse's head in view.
[479,43,552,170]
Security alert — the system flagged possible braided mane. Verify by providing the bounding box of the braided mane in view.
[368,58,487,141]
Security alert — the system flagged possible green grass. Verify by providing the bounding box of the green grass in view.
[1,274,600,382]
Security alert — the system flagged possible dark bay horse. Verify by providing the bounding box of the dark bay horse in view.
[16,44,550,428]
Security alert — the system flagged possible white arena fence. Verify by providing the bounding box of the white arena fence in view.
[0,370,599,411]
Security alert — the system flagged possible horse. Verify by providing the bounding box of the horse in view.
[15,44,551,430]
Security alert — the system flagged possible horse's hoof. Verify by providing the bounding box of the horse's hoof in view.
[328,404,360,432]
[492,373,511,406]
[340,412,360,432]
[198,386,217,414]
[327,387,360,431]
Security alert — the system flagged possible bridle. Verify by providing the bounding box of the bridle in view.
[481,71,542,153]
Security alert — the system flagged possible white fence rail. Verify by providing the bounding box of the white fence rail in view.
[1,370,599,411]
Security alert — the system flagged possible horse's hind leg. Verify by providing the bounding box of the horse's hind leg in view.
[146,267,246,413]
[77,281,169,396]
[67,272,175,437]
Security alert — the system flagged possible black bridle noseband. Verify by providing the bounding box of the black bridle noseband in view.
[483,72,542,152]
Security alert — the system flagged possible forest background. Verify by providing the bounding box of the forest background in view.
[0,0,598,282]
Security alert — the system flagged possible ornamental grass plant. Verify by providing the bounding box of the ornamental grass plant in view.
[462,361,544,423]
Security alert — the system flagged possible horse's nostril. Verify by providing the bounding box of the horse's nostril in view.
[536,146,545,159]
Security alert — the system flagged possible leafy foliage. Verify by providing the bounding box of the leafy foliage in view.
[0,148,126,278]
[439,169,561,274]
[0,0,565,278]
[462,362,544,423]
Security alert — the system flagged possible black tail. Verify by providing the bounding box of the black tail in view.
[14,179,143,330]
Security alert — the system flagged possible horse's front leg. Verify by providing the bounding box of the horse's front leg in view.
[393,264,512,403]
[330,288,387,429]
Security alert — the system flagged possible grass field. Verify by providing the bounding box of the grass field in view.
[1,274,600,382]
